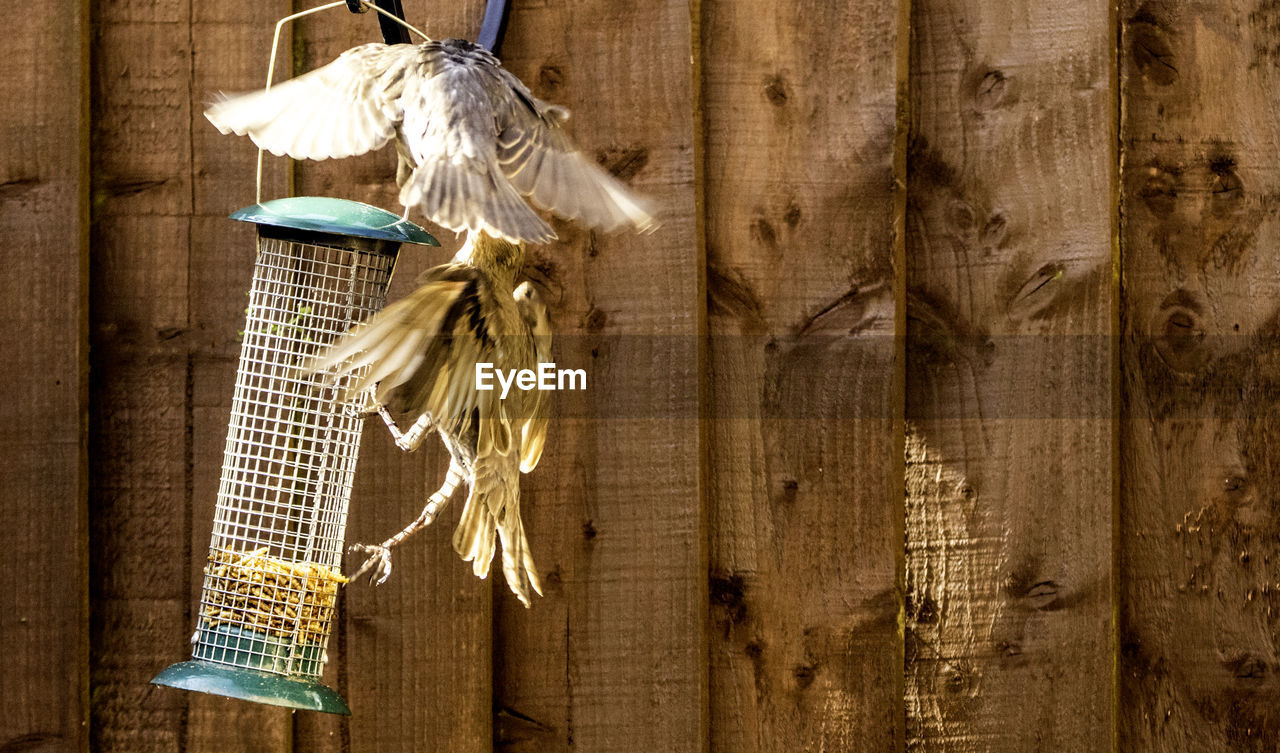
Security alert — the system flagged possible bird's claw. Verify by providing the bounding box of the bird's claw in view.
[341,393,379,418]
[347,387,383,418]
[342,402,370,418]
[349,542,393,586]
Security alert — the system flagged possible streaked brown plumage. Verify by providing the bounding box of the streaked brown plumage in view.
[205,37,656,243]
[316,232,549,606]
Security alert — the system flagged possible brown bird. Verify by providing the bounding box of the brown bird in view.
[205,37,656,243]
[316,232,550,606]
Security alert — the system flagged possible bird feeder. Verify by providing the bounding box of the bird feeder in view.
[152,196,437,714]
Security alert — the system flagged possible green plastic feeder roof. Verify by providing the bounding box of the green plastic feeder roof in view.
[231,196,439,247]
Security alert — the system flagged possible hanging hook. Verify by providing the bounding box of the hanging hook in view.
[349,0,412,45]
[477,0,512,55]
[348,0,511,54]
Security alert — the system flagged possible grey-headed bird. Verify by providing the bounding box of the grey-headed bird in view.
[205,37,656,242]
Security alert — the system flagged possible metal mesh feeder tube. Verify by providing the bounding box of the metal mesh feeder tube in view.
[152,197,438,715]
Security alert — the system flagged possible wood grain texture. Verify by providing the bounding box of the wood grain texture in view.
[289,3,493,752]
[702,1,905,751]
[90,0,293,748]
[49,0,1280,749]
[1120,1,1280,749]
[0,0,89,751]
[490,2,704,752]
[187,2,295,749]
[906,1,1115,750]
[89,0,197,748]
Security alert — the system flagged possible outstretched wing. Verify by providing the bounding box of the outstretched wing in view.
[513,282,551,473]
[478,60,659,234]
[206,42,417,161]
[312,261,522,459]
[312,264,469,404]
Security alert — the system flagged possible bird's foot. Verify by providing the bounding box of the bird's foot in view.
[341,388,381,418]
[349,543,393,586]
[390,412,433,451]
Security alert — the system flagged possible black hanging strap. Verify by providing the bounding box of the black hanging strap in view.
[348,0,412,45]
[347,0,511,53]
[477,0,512,55]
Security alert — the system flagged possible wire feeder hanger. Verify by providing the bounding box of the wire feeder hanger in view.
[254,0,514,203]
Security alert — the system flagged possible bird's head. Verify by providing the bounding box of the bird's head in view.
[514,281,551,337]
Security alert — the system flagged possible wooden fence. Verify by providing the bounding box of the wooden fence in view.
[5,0,1280,750]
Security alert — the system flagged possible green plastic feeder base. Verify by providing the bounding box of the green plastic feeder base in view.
[152,660,351,715]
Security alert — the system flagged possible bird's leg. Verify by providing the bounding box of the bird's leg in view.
[377,405,434,451]
[356,383,431,450]
[349,457,466,585]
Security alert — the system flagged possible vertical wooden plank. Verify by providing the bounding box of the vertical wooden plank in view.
[492,2,704,753]
[906,1,1115,750]
[0,0,89,750]
[1120,2,1280,749]
[286,3,493,752]
[91,0,293,748]
[89,0,197,747]
[701,1,905,751]
[187,1,294,750]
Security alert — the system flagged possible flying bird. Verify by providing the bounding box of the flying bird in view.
[205,37,656,243]
[315,232,551,607]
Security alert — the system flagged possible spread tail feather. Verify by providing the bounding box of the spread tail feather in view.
[452,466,541,607]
